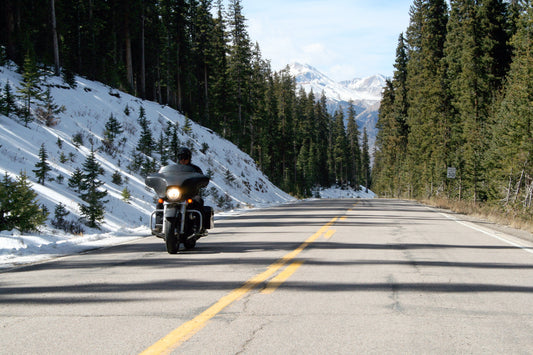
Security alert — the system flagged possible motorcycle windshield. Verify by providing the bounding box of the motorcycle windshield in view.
[145,164,209,197]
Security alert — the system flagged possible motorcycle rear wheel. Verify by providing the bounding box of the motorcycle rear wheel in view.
[164,222,179,254]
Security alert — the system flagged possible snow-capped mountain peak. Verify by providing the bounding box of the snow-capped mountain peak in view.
[288,62,337,90]
[288,62,386,103]
[340,74,387,100]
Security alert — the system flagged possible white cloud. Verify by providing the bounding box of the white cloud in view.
[242,0,412,80]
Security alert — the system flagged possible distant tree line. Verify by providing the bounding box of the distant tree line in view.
[0,0,370,197]
[373,0,533,217]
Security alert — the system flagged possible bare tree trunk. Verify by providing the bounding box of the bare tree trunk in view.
[124,3,133,91]
[513,168,525,204]
[505,170,513,205]
[140,2,146,98]
[524,178,533,209]
[176,38,182,111]
[89,0,95,77]
[5,0,16,60]
[204,62,209,121]
[50,0,60,75]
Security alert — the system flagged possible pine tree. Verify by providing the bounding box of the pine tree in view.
[32,144,51,185]
[1,81,16,117]
[274,68,298,191]
[226,0,253,145]
[361,128,371,192]
[248,43,270,158]
[373,34,411,197]
[140,156,157,177]
[0,173,15,231]
[121,187,131,203]
[478,0,512,92]
[68,168,83,193]
[183,116,192,134]
[17,53,42,126]
[136,106,153,156]
[405,0,449,198]
[296,139,311,197]
[332,110,349,185]
[14,171,49,231]
[51,202,70,230]
[103,113,124,143]
[189,0,218,125]
[0,172,48,232]
[374,80,400,196]
[111,170,123,185]
[315,93,332,187]
[35,87,65,126]
[255,73,279,175]
[210,0,231,134]
[166,123,181,162]
[346,101,361,188]
[392,33,410,153]
[62,67,76,88]
[79,149,108,228]
[156,132,169,166]
[307,140,319,192]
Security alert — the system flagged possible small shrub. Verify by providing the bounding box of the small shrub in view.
[121,187,131,203]
[72,132,83,148]
[112,170,123,185]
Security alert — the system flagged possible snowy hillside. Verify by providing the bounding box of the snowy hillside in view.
[0,63,297,267]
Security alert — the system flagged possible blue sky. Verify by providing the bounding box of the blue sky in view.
[241,0,414,81]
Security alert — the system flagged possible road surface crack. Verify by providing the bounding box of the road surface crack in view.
[236,319,271,355]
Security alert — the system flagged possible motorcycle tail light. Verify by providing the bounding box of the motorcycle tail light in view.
[187,198,193,204]
[166,187,181,201]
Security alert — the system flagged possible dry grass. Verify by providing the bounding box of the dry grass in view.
[421,197,533,234]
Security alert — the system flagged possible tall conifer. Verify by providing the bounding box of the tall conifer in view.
[32,144,51,185]
[17,53,42,126]
[405,0,448,198]
[79,149,108,228]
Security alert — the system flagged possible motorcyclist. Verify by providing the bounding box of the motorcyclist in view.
[176,147,203,174]
[154,147,204,231]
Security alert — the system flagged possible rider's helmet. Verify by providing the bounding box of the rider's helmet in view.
[177,146,192,161]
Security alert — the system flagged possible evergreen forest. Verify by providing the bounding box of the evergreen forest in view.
[2,0,532,222]
[373,0,533,220]
[0,0,369,198]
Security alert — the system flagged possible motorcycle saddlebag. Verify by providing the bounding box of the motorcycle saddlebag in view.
[203,206,214,229]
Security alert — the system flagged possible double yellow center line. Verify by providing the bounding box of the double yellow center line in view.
[141,215,341,355]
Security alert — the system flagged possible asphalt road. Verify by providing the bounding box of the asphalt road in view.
[1,199,533,354]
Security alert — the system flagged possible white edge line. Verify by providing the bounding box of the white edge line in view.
[437,211,533,255]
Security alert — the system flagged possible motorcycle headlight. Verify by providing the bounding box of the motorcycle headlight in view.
[166,187,181,201]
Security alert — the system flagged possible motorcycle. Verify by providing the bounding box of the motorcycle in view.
[145,164,214,254]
